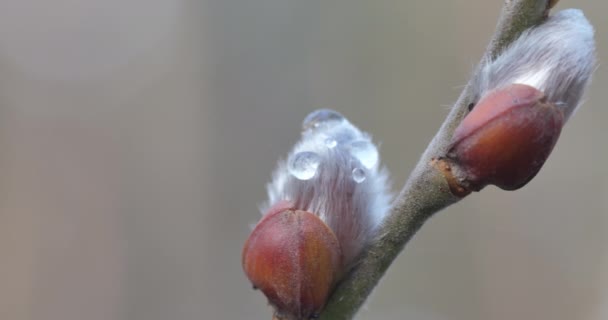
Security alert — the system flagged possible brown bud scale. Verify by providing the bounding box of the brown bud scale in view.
[242,207,342,319]
[445,83,564,192]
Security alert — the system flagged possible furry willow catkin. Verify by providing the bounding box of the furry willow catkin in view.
[437,9,596,195]
[473,9,595,119]
[243,109,391,319]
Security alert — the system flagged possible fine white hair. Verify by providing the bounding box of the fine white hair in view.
[263,109,392,267]
[473,9,596,120]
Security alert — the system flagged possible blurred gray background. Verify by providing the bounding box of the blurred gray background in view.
[0,1,606,320]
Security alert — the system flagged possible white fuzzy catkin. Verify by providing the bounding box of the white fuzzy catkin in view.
[473,9,596,120]
[263,109,391,267]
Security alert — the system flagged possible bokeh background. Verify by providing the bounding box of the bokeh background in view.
[0,1,606,320]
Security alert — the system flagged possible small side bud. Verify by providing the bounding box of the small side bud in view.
[440,84,563,193]
[440,9,596,195]
[242,205,342,320]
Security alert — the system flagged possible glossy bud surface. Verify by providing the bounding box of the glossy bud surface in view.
[447,83,564,191]
[242,206,342,319]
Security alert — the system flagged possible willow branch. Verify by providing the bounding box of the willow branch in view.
[319,1,555,319]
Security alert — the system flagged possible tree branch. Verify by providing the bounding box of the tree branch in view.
[319,1,555,319]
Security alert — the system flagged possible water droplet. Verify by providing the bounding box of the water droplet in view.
[349,140,379,169]
[302,109,345,131]
[352,168,366,183]
[325,138,337,148]
[288,152,321,180]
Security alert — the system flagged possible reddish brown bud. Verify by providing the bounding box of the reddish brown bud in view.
[242,206,342,319]
[443,83,564,193]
